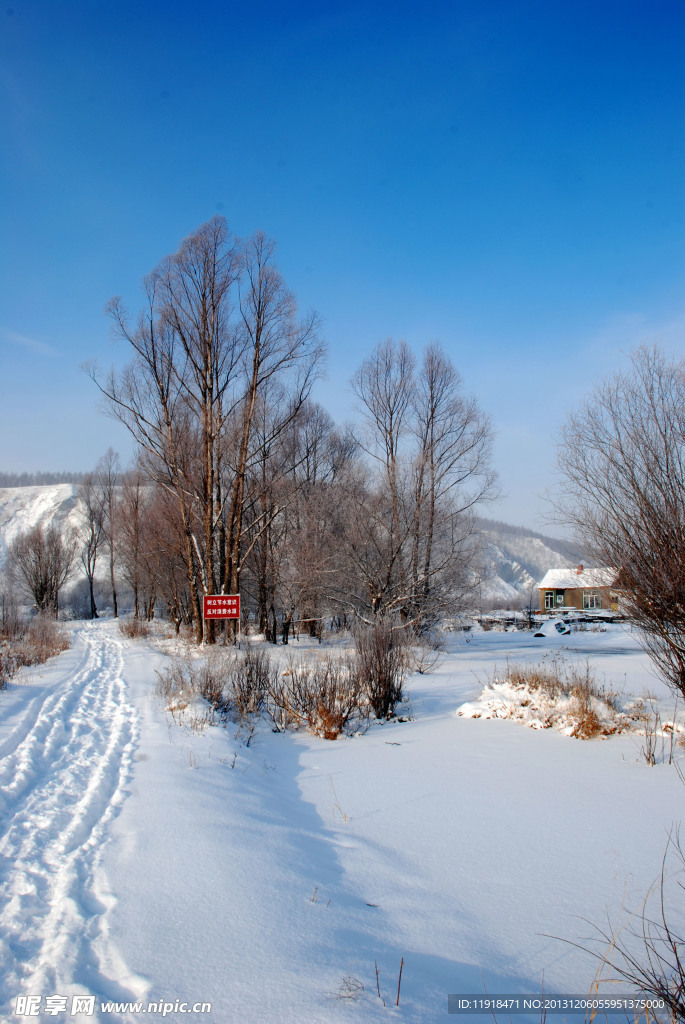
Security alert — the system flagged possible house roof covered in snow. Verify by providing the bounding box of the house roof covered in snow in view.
[538,566,618,590]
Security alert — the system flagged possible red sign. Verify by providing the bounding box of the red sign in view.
[203,594,240,620]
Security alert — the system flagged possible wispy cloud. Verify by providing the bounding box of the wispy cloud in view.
[0,327,56,356]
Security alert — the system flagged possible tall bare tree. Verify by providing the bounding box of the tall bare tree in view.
[95,449,120,617]
[91,217,323,643]
[556,344,685,698]
[220,231,324,618]
[410,343,496,618]
[77,474,104,619]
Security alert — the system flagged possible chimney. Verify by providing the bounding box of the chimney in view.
[576,564,583,575]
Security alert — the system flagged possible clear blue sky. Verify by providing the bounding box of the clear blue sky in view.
[1,0,683,532]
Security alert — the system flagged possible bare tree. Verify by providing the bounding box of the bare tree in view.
[95,218,240,640]
[7,524,77,617]
[77,474,104,619]
[348,338,496,627]
[556,344,685,698]
[117,466,149,620]
[220,231,324,625]
[410,342,497,619]
[90,217,324,643]
[95,449,120,618]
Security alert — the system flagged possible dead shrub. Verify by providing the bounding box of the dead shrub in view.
[155,646,276,724]
[354,621,407,719]
[119,617,150,639]
[155,657,195,708]
[267,653,365,738]
[639,698,683,766]
[0,614,69,687]
[156,635,404,740]
[568,830,685,1022]
[233,645,272,716]
[196,653,232,714]
[407,629,445,675]
[155,652,232,717]
[25,615,69,661]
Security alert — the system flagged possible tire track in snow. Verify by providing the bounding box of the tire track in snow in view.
[0,622,145,1020]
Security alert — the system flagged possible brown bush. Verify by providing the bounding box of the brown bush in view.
[119,617,151,639]
[267,653,365,738]
[0,614,69,687]
[354,621,408,719]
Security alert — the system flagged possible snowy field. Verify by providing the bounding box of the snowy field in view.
[0,620,683,1023]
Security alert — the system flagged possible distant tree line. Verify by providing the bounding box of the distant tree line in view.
[0,471,88,488]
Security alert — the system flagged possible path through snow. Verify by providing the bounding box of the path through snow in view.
[0,622,143,1020]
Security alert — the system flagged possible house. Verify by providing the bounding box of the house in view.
[537,564,620,614]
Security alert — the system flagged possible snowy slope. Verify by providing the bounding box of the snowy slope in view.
[0,622,683,1023]
[477,518,584,603]
[0,485,81,564]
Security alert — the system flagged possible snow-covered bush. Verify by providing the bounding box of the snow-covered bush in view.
[458,656,644,739]
[155,629,411,739]
[155,653,232,717]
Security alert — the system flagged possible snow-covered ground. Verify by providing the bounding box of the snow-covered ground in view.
[0,621,683,1023]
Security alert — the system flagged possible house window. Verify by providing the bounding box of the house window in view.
[583,590,601,609]
[556,591,564,606]
[544,591,555,609]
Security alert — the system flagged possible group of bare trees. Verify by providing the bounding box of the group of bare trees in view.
[76,217,495,643]
[5,218,495,638]
[344,339,496,625]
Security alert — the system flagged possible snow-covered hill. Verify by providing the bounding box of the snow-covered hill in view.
[0,484,81,564]
[477,517,584,604]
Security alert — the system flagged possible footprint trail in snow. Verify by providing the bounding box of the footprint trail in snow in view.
[0,622,144,1020]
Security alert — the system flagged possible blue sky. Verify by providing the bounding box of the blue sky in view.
[1,0,683,532]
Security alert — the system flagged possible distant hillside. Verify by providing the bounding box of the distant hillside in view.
[0,485,587,609]
[476,517,585,605]
[0,485,82,564]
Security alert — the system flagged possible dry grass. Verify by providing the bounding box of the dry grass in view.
[154,627,410,740]
[561,831,685,1024]
[0,614,70,687]
[119,617,151,639]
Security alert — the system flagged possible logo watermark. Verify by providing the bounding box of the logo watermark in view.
[14,994,212,1017]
